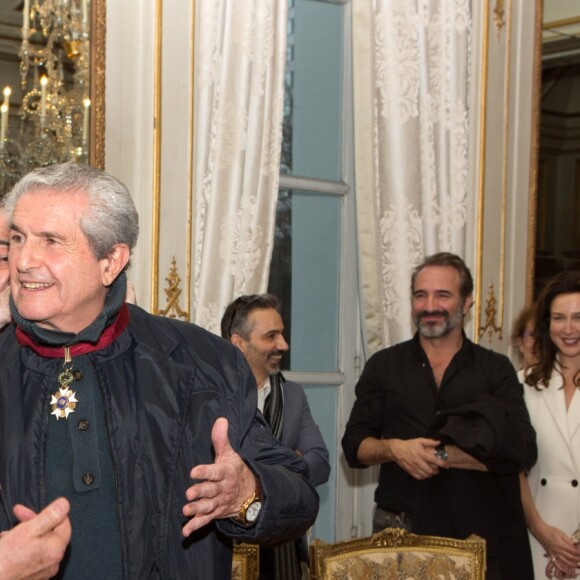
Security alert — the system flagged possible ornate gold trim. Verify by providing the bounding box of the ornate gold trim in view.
[493,0,505,38]
[232,543,259,580]
[526,0,543,304]
[497,0,513,338]
[479,282,502,342]
[89,0,106,169]
[543,16,580,30]
[310,528,486,580]
[151,0,163,313]
[157,258,189,319]
[475,0,491,341]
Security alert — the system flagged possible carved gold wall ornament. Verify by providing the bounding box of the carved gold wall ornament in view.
[158,257,189,320]
[479,282,502,342]
[493,0,506,38]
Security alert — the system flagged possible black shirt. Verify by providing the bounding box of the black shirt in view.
[341,333,537,511]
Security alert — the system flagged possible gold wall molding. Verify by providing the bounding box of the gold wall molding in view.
[526,0,543,304]
[158,258,189,320]
[479,282,502,342]
[151,0,163,314]
[475,0,491,341]
[543,15,580,30]
[476,0,519,342]
[151,0,195,317]
[497,0,512,339]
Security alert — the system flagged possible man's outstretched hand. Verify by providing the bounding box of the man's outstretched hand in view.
[182,418,257,537]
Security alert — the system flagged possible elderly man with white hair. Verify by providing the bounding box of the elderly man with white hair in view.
[0,162,318,580]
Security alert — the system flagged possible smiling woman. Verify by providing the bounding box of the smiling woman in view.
[519,270,580,579]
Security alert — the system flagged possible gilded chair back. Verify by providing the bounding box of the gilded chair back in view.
[310,527,486,579]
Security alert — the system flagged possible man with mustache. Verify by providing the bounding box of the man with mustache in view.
[342,252,536,579]
[222,294,330,579]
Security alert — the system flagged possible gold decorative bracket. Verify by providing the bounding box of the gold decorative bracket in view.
[157,257,189,320]
[478,282,502,342]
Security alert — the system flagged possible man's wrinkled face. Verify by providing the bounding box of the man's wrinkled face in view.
[233,308,289,387]
[9,189,114,333]
[411,266,472,339]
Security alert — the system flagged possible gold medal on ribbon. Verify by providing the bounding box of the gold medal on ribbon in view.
[50,346,78,420]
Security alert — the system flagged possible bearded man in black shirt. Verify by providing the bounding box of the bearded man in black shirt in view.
[342,252,536,580]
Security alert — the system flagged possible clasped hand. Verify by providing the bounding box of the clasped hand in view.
[391,438,448,480]
[539,523,580,579]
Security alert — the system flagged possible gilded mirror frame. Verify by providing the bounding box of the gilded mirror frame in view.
[89,0,106,169]
[526,0,543,304]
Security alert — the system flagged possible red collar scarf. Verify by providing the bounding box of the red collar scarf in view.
[15,303,131,358]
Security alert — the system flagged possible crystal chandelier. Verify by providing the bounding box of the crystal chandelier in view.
[0,0,91,192]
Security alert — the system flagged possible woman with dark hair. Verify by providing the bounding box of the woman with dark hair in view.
[519,270,580,579]
[511,305,537,371]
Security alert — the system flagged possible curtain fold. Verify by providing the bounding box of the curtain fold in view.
[353,0,472,354]
[192,0,288,332]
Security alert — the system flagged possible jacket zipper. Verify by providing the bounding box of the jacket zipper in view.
[40,386,50,509]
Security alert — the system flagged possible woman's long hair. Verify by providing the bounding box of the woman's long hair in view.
[510,305,535,366]
[526,270,580,389]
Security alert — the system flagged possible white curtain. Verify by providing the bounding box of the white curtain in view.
[192,0,288,333]
[353,0,471,354]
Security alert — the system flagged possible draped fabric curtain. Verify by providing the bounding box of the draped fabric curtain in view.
[353,0,472,355]
[192,0,288,333]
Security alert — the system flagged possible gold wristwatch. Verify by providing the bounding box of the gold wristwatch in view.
[237,479,262,524]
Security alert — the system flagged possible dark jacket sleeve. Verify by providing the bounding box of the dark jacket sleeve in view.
[284,381,330,487]
[341,351,385,469]
[216,352,319,546]
[485,352,537,471]
[434,352,537,474]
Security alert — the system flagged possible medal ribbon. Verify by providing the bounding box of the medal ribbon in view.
[15,303,130,357]
[16,305,130,420]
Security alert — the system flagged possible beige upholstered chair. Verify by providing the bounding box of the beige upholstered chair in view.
[232,543,260,580]
[310,527,486,579]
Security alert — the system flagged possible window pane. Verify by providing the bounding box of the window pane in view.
[268,189,341,372]
[304,384,338,542]
[281,0,344,180]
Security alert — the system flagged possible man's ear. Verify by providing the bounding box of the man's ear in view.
[463,294,474,314]
[230,333,246,352]
[100,244,131,287]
